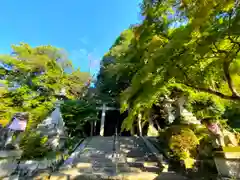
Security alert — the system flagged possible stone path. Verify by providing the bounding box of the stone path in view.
[34,136,187,180]
[118,136,160,173]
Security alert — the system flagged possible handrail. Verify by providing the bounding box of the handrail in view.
[112,125,121,157]
[112,126,117,158]
[112,125,120,175]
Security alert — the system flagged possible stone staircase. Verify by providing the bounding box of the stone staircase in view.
[33,136,187,180]
[118,136,161,175]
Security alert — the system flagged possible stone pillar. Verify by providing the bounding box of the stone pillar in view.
[100,104,106,136]
[94,120,97,136]
[90,121,94,136]
[138,113,142,136]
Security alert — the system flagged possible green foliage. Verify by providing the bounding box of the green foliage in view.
[169,128,199,159]
[0,43,91,159]
[61,99,98,137]
[0,43,90,128]
[186,92,227,119]
[198,134,215,159]
[223,102,240,129]
[64,137,81,153]
[168,127,199,168]
[93,0,240,172]
[95,28,145,107]
[20,131,50,160]
[94,0,240,130]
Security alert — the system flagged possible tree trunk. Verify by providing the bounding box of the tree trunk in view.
[223,61,239,97]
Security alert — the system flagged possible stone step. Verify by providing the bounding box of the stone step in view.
[80,149,114,154]
[75,162,119,168]
[126,161,159,168]
[62,164,139,175]
[143,161,159,168]
[72,162,141,170]
[80,153,114,157]
[73,157,116,163]
[126,157,158,163]
[49,170,159,180]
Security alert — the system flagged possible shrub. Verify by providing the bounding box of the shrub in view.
[169,128,199,158]
[169,128,199,168]
[20,131,50,160]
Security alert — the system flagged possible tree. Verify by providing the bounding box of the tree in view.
[125,0,240,102]
[0,43,90,127]
[61,98,98,137]
[95,0,240,132]
[95,29,137,107]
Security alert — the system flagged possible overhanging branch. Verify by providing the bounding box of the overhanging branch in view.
[185,84,240,100]
[223,61,239,97]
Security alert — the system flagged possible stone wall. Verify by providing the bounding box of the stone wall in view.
[0,152,64,179]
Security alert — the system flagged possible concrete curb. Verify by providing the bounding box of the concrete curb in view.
[59,137,92,170]
[140,136,169,171]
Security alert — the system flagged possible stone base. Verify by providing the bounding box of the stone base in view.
[0,150,22,158]
[214,157,240,179]
[0,159,18,178]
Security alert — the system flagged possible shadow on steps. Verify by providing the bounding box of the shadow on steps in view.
[49,172,188,180]
[153,172,188,180]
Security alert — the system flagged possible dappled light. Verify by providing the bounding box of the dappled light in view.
[2,0,240,179]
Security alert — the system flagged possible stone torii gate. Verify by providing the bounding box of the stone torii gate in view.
[96,103,119,136]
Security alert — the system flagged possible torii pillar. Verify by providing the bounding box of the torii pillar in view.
[96,103,119,136]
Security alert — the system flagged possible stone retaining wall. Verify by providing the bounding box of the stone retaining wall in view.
[0,155,64,178]
[0,138,85,179]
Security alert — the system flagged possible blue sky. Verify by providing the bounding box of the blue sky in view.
[0,0,142,77]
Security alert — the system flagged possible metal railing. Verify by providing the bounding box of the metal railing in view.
[112,126,118,158]
[112,125,120,175]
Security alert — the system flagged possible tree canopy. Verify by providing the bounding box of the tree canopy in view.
[0,43,90,127]
[95,0,240,131]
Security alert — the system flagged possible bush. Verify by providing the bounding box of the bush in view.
[169,128,199,159]
[20,131,50,160]
[167,127,199,169]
